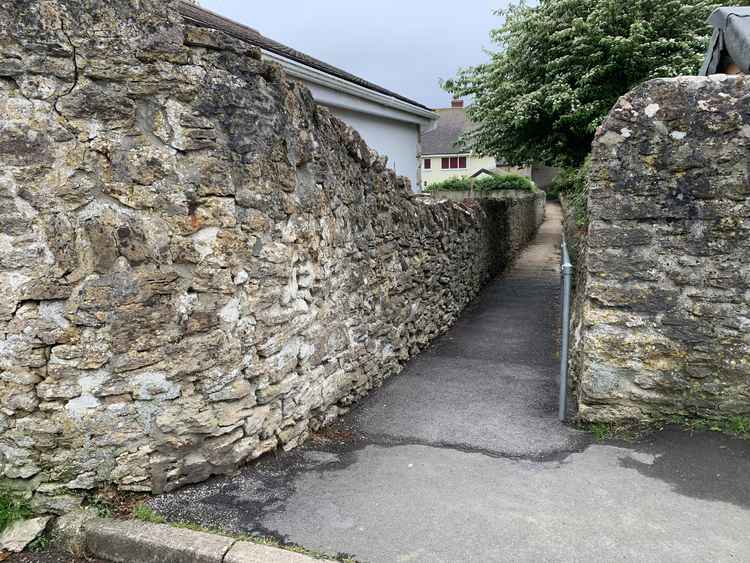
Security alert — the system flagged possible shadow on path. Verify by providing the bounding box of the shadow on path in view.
[620,426,750,509]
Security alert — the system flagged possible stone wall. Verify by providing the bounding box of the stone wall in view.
[429,190,546,258]
[0,0,542,506]
[573,75,750,422]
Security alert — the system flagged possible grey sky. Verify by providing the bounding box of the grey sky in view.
[199,0,511,109]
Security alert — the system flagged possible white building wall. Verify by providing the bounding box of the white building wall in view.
[260,54,435,192]
[421,155,497,188]
[420,155,532,190]
[324,106,420,190]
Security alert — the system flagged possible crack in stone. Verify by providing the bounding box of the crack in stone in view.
[53,21,79,119]
[220,538,238,562]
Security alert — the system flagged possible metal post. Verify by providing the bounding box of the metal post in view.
[559,241,573,421]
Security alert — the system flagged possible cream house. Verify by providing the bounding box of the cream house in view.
[419,98,531,190]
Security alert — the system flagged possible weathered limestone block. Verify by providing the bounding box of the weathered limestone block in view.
[0,516,51,553]
[0,0,542,499]
[573,75,750,422]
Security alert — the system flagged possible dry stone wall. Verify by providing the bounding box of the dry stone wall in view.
[573,75,750,422]
[429,189,545,258]
[0,0,542,505]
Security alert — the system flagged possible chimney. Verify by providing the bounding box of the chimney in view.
[451,97,464,108]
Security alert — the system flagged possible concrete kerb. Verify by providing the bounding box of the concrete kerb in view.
[83,518,327,563]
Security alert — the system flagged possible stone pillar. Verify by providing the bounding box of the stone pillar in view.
[574,75,750,422]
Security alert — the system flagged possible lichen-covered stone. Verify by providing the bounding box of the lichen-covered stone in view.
[573,75,750,422]
[0,0,543,497]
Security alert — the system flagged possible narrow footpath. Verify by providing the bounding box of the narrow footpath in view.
[152,204,750,563]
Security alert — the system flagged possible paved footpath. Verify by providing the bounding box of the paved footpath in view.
[151,204,750,563]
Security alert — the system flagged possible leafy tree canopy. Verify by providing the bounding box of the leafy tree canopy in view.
[444,0,746,167]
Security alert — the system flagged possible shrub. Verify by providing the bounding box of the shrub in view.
[425,173,535,193]
[552,158,590,228]
[474,173,535,192]
[424,177,471,192]
[545,174,565,201]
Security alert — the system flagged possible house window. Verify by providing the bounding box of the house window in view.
[441,156,468,170]
[424,159,431,170]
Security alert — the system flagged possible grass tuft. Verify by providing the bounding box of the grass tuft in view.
[588,422,611,442]
[580,421,643,442]
[726,416,750,435]
[28,532,50,552]
[581,415,750,443]
[668,414,750,438]
[0,489,33,533]
[88,496,114,518]
[132,503,166,524]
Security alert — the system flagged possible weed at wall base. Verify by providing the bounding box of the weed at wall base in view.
[579,415,750,442]
[132,503,165,524]
[0,489,33,532]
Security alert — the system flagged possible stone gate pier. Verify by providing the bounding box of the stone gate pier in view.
[572,75,750,422]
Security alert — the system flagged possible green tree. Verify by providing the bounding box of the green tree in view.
[445,0,744,167]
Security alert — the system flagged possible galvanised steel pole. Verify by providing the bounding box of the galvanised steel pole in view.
[559,241,573,421]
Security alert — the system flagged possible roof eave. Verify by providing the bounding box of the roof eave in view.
[177,1,436,119]
[262,51,437,122]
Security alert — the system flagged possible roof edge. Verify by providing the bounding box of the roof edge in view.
[177,1,435,115]
[263,51,437,121]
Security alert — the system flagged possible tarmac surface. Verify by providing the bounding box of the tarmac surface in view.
[8,552,104,563]
[149,204,750,563]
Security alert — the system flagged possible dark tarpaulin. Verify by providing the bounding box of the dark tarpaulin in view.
[700,7,750,75]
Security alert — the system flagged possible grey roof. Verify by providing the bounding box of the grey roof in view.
[178,2,432,112]
[700,7,750,75]
[470,168,496,178]
[420,108,474,155]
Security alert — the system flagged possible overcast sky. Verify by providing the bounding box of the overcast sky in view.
[199,0,511,109]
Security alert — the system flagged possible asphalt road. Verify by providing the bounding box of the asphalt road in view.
[149,205,750,562]
[8,552,104,563]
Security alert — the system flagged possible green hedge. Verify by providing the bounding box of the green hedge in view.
[475,174,535,192]
[425,173,536,193]
[424,177,469,192]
